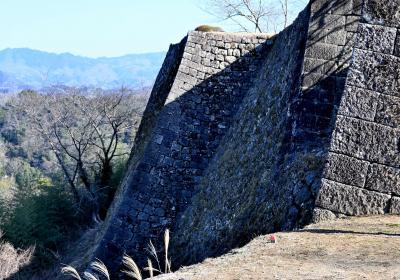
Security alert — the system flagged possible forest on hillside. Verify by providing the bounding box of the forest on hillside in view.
[0,87,149,278]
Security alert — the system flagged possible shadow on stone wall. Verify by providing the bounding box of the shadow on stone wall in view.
[169,0,363,269]
[91,0,369,277]
[92,30,274,278]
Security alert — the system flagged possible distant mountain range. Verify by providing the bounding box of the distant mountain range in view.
[0,48,166,93]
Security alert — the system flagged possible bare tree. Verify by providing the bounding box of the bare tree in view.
[206,0,274,32]
[7,88,143,221]
[204,0,309,33]
[279,0,288,28]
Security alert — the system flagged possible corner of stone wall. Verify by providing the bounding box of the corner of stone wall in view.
[90,28,276,275]
[315,0,400,217]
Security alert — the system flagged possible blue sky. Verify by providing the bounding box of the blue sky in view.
[0,0,307,58]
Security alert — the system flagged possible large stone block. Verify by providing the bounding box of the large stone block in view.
[365,164,400,195]
[316,179,391,215]
[356,23,397,54]
[311,0,353,17]
[323,152,369,187]
[331,116,400,166]
[309,14,347,44]
[364,0,400,28]
[305,42,341,60]
[338,86,379,121]
[375,94,400,127]
[347,49,400,97]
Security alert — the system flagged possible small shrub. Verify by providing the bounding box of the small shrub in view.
[0,167,80,268]
[195,25,224,32]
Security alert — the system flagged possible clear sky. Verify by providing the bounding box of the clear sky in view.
[0,0,307,58]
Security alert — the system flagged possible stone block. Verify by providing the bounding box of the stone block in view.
[325,28,347,46]
[365,164,400,195]
[331,116,400,166]
[332,0,354,15]
[305,42,340,60]
[323,152,369,187]
[303,58,326,74]
[390,196,400,214]
[338,86,379,121]
[346,16,360,32]
[364,0,400,28]
[311,0,352,17]
[316,179,390,215]
[225,56,236,63]
[375,94,400,127]
[356,23,397,54]
[302,72,328,89]
[312,208,338,223]
[312,14,346,30]
[347,49,400,97]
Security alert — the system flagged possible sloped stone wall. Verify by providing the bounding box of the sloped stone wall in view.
[90,0,400,274]
[92,30,273,273]
[170,0,367,266]
[171,8,311,266]
[316,0,400,216]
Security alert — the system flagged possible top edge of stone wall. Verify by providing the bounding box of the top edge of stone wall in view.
[188,30,276,39]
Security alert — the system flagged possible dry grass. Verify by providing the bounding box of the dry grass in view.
[152,215,400,280]
[194,25,224,32]
[164,229,171,274]
[90,259,110,280]
[122,254,142,280]
[0,230,33,279]
[61,266,82,280]
[62,229,172,279]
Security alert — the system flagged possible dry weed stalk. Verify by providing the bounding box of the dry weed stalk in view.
[122,254,142,280]
[62,229,172,279]
[0,231,34,279]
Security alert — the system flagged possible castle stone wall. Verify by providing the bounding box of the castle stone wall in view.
[89,0,400,274]
[92,30,273,272]
[316,0,400,216]
[171,8,311,266]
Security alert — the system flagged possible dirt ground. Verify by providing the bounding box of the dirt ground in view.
[154,215,400,280]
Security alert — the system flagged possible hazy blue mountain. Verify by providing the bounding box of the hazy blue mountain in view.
[0,48,166,93]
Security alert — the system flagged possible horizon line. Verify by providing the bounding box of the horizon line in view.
[0,47,167,59]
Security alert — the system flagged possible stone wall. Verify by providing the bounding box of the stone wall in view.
[92,30,273,273]
[89,0,400,274]
[315,0,400,217]
[171,8,311,266]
